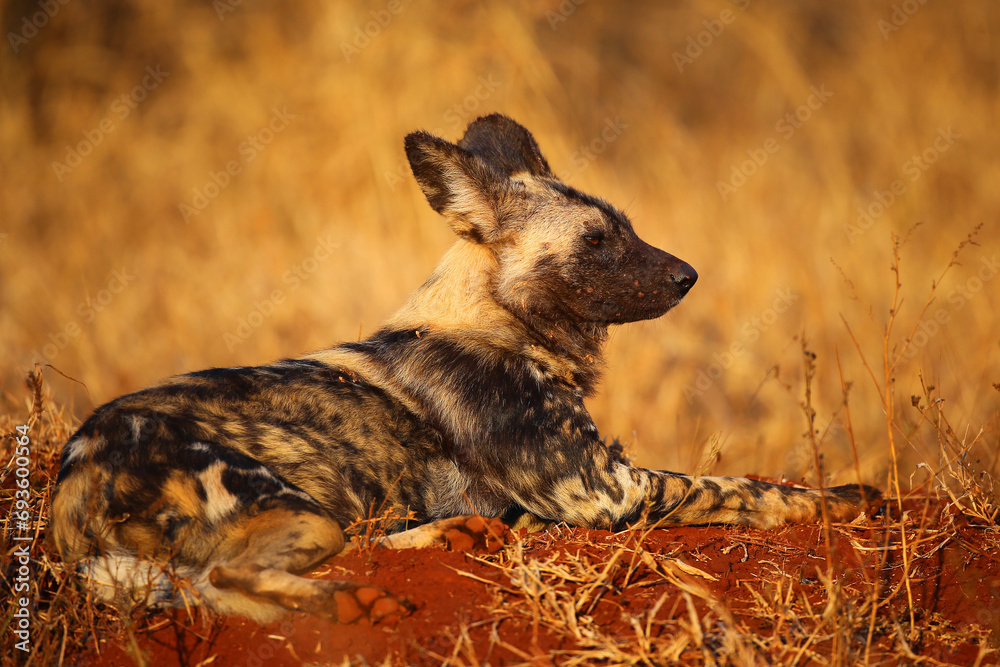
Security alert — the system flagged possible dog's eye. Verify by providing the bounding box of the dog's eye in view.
[583,231,604,247]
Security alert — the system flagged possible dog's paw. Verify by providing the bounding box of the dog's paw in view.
[442,515,511,553]
[320,582,414,625]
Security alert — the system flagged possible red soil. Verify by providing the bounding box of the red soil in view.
[81,500,998,666]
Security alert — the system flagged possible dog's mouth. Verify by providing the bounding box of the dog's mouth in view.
[586,264,698,325]
[598,300,687,325]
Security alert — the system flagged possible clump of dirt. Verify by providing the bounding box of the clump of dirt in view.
[85,501,998,666]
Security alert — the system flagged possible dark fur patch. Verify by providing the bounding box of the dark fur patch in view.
[458,114,553,177]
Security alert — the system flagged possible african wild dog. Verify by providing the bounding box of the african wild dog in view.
[50,114,880,624]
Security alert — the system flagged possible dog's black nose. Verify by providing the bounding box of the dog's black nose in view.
[671,262,698,294]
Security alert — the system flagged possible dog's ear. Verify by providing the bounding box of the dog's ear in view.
[405,130,520,244]
[458,114,552,178]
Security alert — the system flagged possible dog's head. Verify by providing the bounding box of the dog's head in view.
[405,114,696,327]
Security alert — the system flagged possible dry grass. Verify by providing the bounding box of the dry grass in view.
[2,0,999,664]
[442,501,998,666]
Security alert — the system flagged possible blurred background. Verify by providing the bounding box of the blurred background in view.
[2,0,997,489]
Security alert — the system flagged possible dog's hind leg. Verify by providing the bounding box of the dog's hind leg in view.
[55,436,409,623]
[205,507,409,624]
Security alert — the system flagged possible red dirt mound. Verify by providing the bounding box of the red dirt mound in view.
[82,500,997,666]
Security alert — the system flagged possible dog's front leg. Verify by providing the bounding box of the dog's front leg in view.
[624,466,881,528]
[496,441,879,530]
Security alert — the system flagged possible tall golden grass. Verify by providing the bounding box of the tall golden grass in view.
[2,0,998,492]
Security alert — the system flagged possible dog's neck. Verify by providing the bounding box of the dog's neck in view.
[388,241,606,394]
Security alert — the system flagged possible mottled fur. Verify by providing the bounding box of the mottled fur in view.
[50,114,880,623]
